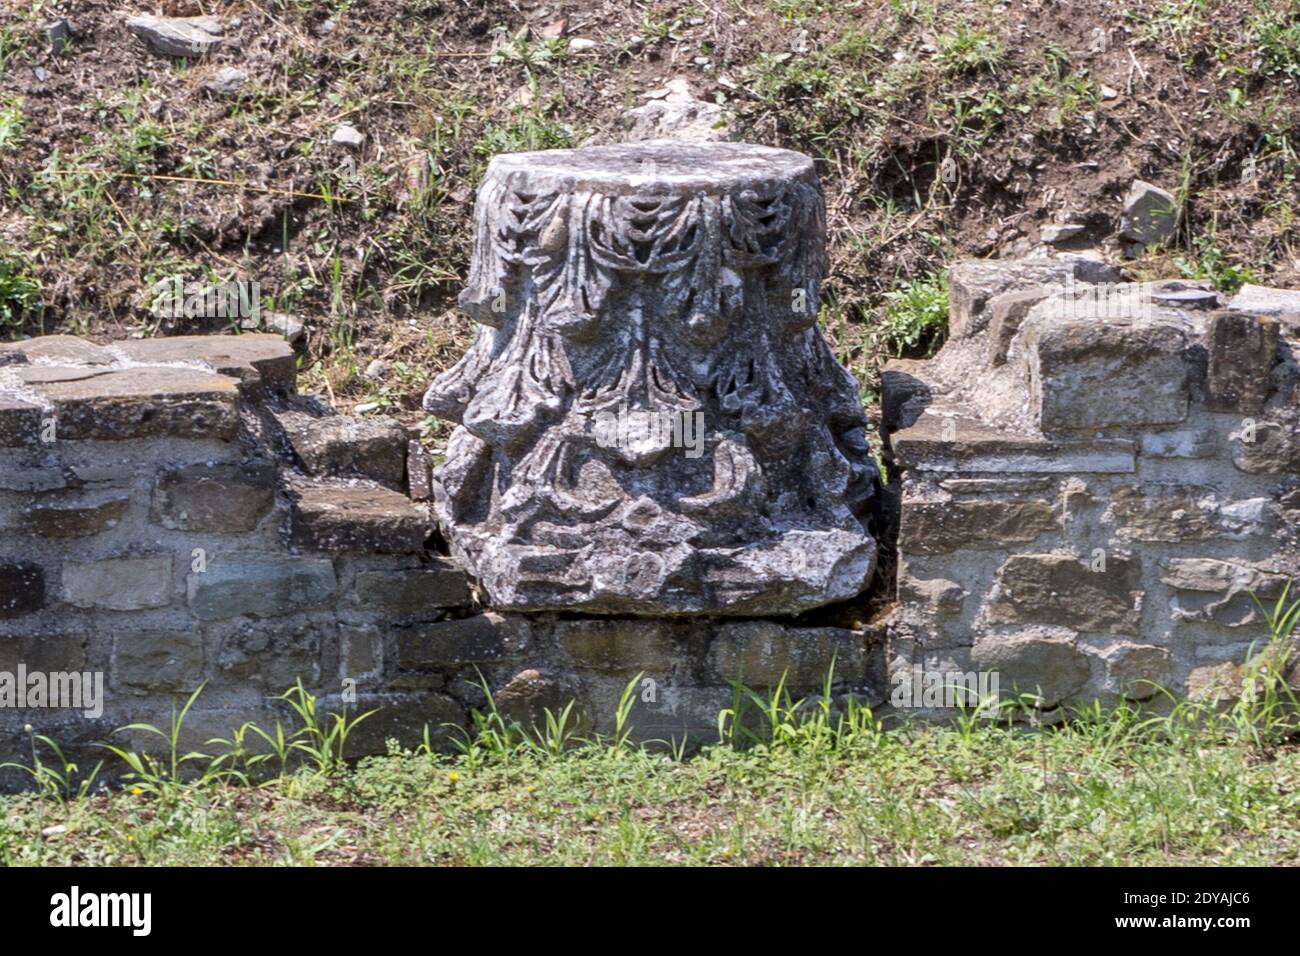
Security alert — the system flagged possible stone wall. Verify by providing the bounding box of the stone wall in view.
[0,333,881,770]
[883,262,1299,714]
[1,259,1297,769]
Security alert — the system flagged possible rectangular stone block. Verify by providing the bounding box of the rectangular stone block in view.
[216,621,323,689]
[113,630,204,693]
[899,498,1056,555]
[187,554,336,621]
[1227,283,1300,333]
[19,366,241,441]
[18,495,130,538]
[354,562,470,613]
[1026,319,1189,430]
[948,257,1120,338]
[0,633,88,674]
[114,334,297,392]
[986,553,1143,635]
[558,619,684,674]
[275,411,407,489]
[339,625,382,680]
[971,627,1090,708]
[151,462,275,532]
[291,482,430,553]
[891,411,1136,474]
[1139,428,1216,459]
[705,621,868,689]
[1109,484,1271,542]
[398,613,526,667]
[1205,311,1279,414]
[0,562,45,619]
[62,555,173,611]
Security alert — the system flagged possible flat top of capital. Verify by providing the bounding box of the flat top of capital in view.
[486,140,818,196]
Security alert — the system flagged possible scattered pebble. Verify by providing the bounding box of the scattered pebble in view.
[332,124,365,148]
[45,18,73,55]
[568,37,598,52]
[319,18,336,35]
[1041,223,1085,243]
[203,66,248,97]
[1100,84,1119,100]
[33,66,48,83]
[363,359,389,381]
[42,824,66,837]
[126,14,223,58]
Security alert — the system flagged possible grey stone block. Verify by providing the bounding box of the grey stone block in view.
[187,555,336,621]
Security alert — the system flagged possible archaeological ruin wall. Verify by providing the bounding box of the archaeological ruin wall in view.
[0,140,1296,768]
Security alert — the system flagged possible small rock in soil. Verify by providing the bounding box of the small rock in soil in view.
[332,124,365,148]
[45,18,73,55]
[126,14,223,58]
[1120,179,1178,245]
[364,359,389,381]
[1041,224,1085,243]
[203,66,248,97]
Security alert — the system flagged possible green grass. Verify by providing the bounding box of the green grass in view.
[5,692,1300,865]
[0,247,43,338]
[880,270,949,356]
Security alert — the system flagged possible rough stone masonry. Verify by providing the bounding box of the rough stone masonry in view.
[883,265,1299,713]
[0,143,1296,772]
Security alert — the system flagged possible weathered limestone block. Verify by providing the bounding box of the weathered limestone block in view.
[1205,311,1279,414]
[948,257,1120,338]
[705,621,867,688]
[1162,557,1290,628]
[1140,427,1216,459]
[896,571,967,616]
[126,14,222,57]
[17,365,241,441]
[276,410,408,489]
[891,410,1136,474]
[985,553,1143,635]
[970,628,1089,707]
[1097,641,1169,700]
[62,555,173,611]
[494,669,583,729]
[1228,283,1300,333]
[113,630,204,693]
[0,399,42,446]
[290,481,431,553]
[0,633,87,674]
[339,624,382,679]
[151,463,275,532]
[558,618,686,674]
[899,498,1056,554]
[1232,408,1300,475]
[423,142,877,615]
[187,554,336,621]
[399,612,529,667]
[1109,484,1275,542]
[353,562,471,613]
[216,622,322,688]
[18,494,129,537]
[986,286,1053,366]
[1025,318,1188,430]
[114,334,296,392]
[1119,180,1178,246]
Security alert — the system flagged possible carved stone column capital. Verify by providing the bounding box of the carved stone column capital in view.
[425,141,877,615]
